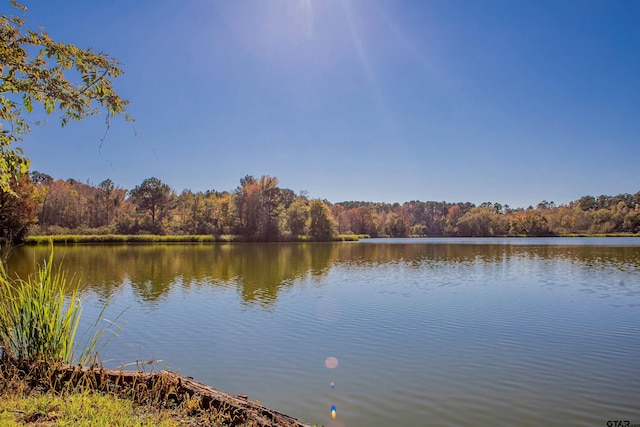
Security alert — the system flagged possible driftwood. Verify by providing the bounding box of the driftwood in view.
[46,363,312,427]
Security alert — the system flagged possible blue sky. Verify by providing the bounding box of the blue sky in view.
[15,0,640,208]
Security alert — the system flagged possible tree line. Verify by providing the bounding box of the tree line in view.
[1,172,640,242]
[2,4,639,244]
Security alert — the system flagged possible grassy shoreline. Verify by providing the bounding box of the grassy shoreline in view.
[21,232,640,245]
[0,361,311,427]
[22,234,368,244]
[0,388,185,427]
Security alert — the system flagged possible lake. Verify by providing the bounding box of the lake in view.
[7,238,640,427]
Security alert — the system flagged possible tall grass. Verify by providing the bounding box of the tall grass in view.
[0,251,121,366]
[24,234,233,244]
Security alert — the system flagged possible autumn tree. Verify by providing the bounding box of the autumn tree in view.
[456,206,508,237]
[95,179,124,227]
[214,192,236,234]
[13,168,640,239]
[257,175,283,240]
[444,204,462,235]
[234,175,286,240]
[330,204,350,234]
[0,172,37,242]
[421,201,450,235]
[509,213,554,236]
[174,189,218,235]
[30,170,51,225]
[382,211,408,237]
[37,178,91,229]
[348,206,377,236]
[0,1,130,192]
[622,208,640,233]
[234,175,259,238]
[400,200,450,236]
[175,189,196,234]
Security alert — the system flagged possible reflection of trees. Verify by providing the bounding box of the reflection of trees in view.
[124,246,185,302]
[219,243,337,305]
[333,242,511,264]
[335,241,640,271]
[6,243,340,306]
[7,241,639,306]
[6,245,128,300]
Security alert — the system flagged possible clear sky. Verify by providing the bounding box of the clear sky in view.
[15,0,640,208]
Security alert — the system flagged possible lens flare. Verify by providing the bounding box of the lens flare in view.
[331,405,337,419]
[325,357,339,369]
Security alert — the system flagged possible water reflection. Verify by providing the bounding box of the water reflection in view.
[7,239,640,305]
[6,239,640,427]
[7,243,340,305]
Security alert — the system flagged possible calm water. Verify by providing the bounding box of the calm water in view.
[7,238,640,427]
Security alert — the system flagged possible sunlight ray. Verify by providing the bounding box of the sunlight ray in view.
[340,0,393,127]
[379,12,447,86]
[341,0,377,96]
[299,0,315,39]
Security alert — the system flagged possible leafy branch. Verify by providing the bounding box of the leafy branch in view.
[0,1,131,193]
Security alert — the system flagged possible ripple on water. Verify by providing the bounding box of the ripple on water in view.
[69,242,640,427]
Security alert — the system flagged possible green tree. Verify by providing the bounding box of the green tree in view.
[0,1,130,192]
[129,177,174,234]
[577,196,597,211]
[286,199,309,237]
[308,199,337,241]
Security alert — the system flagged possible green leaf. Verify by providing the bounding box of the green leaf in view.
[22,94,33,113]
[0,0,130,188]
[44,98,55,114]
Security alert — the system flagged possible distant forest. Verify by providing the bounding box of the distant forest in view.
[2,172,640,242]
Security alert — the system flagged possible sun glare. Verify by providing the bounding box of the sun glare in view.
[299,0,314,39]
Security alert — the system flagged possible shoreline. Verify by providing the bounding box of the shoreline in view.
[21,234,367,245]
[0,361,312,427]
[57,364,313,427]
[19,232,640,245]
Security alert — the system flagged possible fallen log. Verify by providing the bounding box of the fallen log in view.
[45,363,312,427]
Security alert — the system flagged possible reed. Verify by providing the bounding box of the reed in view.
[0,250,121,365]
[24,234,235,244]
[336,234,369,241]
